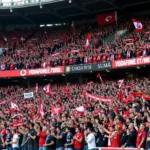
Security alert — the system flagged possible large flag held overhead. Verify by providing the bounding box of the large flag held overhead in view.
[84,34,91,51]
[132,18,143,32]
[43,84,51,95]
[97,11,117,25]
[11,100,20,111]
[38,99,44,118]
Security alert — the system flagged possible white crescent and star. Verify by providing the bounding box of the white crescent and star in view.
[105,16,112,22]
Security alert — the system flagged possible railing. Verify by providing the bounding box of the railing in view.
[97,148,144,150]
[0,0,64,9]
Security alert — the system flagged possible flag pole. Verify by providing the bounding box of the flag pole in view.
[115,11,118,28]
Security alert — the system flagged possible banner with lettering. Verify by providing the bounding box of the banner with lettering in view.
[0,66,64,78]
[112,56,150,68]
[24,92,34,99]
[65,61,112,73]
[85,92,113,102]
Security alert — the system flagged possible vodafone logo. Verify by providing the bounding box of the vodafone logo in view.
[105,15,112,22]
[20,70,27,76]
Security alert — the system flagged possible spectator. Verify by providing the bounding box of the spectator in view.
[123,123,137,148]
[10,129,19,150]
[73,126,83,150]
[65,127,74,150]
[84,127,96,150]
[44,129,55,150]
[5,129,13,150]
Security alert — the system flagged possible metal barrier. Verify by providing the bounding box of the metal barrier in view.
[97,148,144,150]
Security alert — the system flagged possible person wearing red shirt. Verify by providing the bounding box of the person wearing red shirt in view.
[62,59,66,66]
[102,54,107,62]
[104,125,120,147]
[73,126,83,150]
[10,64,14,70]
[38,127,47,150]
[69,58,73,65]
[88,56,92,64]
[134,117,147,149]
[93,55,97,63]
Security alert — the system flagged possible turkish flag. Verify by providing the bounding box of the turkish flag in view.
[97,11,117,25]
[132,18,143,32]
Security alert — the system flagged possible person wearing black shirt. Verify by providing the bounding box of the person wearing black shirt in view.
[120,124,128,147]
[123,123,137,148]
[44,130,55,150]
[53,127,64,150]
[65,127,74,150]
[5,129,13,150]
[146,123,150,150]
[96,128,107,147]
[28,122,39,150]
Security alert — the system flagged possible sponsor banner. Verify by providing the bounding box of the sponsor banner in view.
[0,66,64,78]
[24,92,34,99]
[65,61,112,73]
[112,56,150,68]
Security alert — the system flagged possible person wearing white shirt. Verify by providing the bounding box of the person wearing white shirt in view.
[9,129,19,150]
[84,127,96,150]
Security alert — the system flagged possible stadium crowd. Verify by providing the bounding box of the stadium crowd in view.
[0,75,150,150]
[0,18,149,70]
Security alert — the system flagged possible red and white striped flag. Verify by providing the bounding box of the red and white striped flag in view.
[84,34,91,50]
[11,100,20,111]
[35,83,38,93]
[132,18,143,32]
[118,79,124,88]
[38,99,44,118]
[43,84,51,95]
[75,106,85,115]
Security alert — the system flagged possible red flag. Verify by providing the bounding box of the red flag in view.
[38,99,44,118]
[11,99,20,111]
[130,92,145,97]
[84,34,91,51]
[97,73,104,84]
[51,106,63,115]
[132,18,143,32]
[35,83,38,93]
[143,96,150,101]
[123,95,133,104]
[10,122,24,128]
[97,11,117,25]
[43,84,51,95]
[119,88,123,101]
